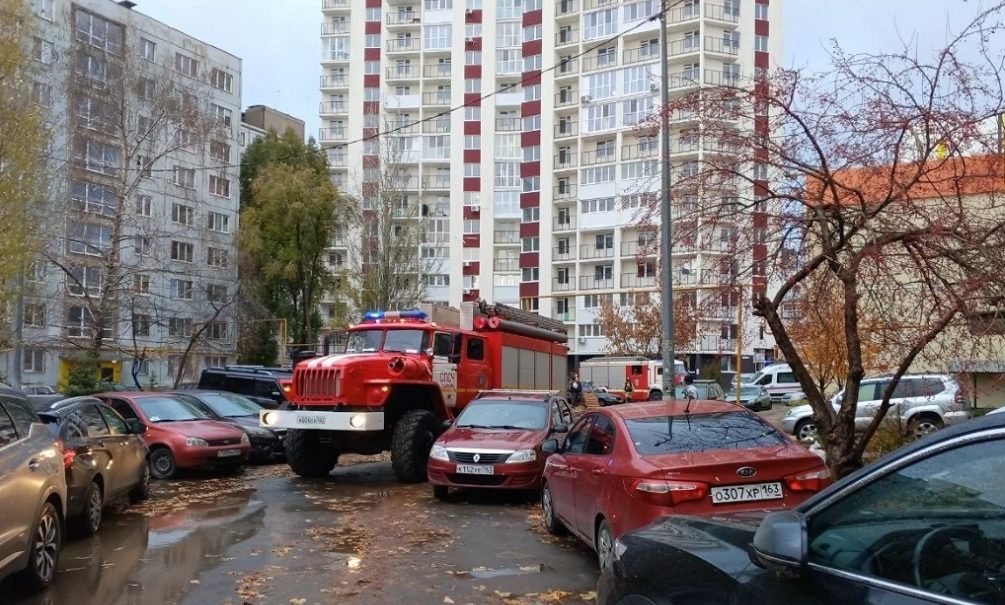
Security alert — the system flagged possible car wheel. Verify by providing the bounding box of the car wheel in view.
[541,483,567,536]
[764,398,772,410]
[73,481,103,536]
[21,501,61,590]
[149,447,178,480]
[908,415,944,439]
[390,410,439,483]
[794,419,817,442]
[432,485,449,500]
[596,519,614,571]
[130,463,151,503]
[647,390,661,402]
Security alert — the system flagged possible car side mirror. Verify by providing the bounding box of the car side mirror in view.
[551,423,568,434]
[752,511,807,574]
[540,439,559,454]
[126,419,147,435]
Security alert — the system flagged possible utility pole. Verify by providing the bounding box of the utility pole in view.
[659,0,676,399]
[735,285,743,405]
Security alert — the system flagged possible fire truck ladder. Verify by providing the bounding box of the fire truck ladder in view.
[476,300,569,344]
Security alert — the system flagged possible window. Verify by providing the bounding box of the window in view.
[174,52,198,77]
[463,219,480,234]
[133,274,150,294]
[210,141,231,163]
[207,284,228,304]
[582,165,616,185]
[171,241,194,263]
[579,323,605,337]
[168,317,193,337]
[135,195,152,217]
[522,176,540,193]
[32,37,54,64]
[173,166,195,188]
[522,115,541,132]
[624,0,656,22]
[365,34,380,48]
[523,24,542,42]
[424,274,450,287]
[209,175,230,198]
[134,236,152,257]
[424,24,451,49]
[623,65,652,94]
[207,321,228,340]
[586,102,616,132]
[23,302,45,328]
[466,337,485,360]
[74,138,119,176]
[207,247,230,268]
[583,8,617,40]
[140,37,156,61]
[522,237,540,252]
[99,407,129,435]
[66,306,110,339]
[465,51,482,66]
[211,104,233,127]
[623,96,654,125]
[586,71,616,99]
[210,68,233,92]
[586,415,616,455]
[68,222,111,256]
[170,278,194,300]
[521,267,539,282]
[31,81,51,107]
[23,349,44,374]
[32,0,54,19]
[464,163,481,177]
[755,34,768,52]
[522,145,541,162]
[755,3,768,20]
[132,314,151,337]
[75,9,123,55]
[365,6,381,20]
[137,77,155,101]
[71,180,117,217]
[523,84,542,101]
[522,207,540,222]
[594,264,613,280]
[171,203,194,226]
[464,135,480,150]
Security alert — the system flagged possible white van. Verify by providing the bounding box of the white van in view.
[745,363,801,402]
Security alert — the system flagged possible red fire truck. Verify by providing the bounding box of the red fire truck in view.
[578,356,688,402]
[260,301,568,481]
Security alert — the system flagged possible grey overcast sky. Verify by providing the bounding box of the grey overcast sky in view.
[138,0,985,141]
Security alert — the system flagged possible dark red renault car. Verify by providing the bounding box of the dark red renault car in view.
[427,391,574,498]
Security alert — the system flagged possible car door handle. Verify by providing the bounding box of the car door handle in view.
[28,459,41,472]
[591,469,607,476]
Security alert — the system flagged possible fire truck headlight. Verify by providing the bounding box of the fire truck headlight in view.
[349,414,366,429]
[262,412,278,427]
[429,444,449,461]
[506,449,537,463]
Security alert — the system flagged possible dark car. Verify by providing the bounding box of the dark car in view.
[0,388,66,590]
[172,390,285,463]
[582,382,625,407]
[598,411,1005,605]
[36,397,149,535]
[427,390,574,498]
[197,366,291,409]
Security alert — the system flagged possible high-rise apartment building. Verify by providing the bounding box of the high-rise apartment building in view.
[11,0,243,388]
[319,0,781,372]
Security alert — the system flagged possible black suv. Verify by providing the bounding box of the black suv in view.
[196,366,291,409]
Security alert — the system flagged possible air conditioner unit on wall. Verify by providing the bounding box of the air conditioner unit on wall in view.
[577,337,586,344]
[650,83,659,93]
[463,261,471,267]
[581,95,592,104]
[470,204,480,212]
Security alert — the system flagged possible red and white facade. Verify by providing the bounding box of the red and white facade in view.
[319,0,781,370]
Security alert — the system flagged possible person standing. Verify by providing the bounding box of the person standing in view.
[623,378,634,402]
[569,373,582,405]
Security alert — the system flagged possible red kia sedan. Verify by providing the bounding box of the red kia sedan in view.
[97,392,250,479]
[427,391,574,498]
[540,400,831,569]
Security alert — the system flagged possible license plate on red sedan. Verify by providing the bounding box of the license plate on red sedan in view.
[456,464,494,475]
[710,482,783,504]
[217,449,242,458]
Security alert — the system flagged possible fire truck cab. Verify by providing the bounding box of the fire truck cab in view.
[260,302,568,482]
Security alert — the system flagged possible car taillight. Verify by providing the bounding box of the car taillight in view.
[784,468,832,492]
[62,448,76,470]
[953,390,967,410]
[627,478,708,506]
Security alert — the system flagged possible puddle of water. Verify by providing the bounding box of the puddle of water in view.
[458,564,543,580]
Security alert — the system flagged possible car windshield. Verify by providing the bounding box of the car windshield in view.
[344,329,428,354]
[455,400,548,430]
[196,392,261,417]
[625,412,788,454]
[730,386,762,397]
[136,395,210,422]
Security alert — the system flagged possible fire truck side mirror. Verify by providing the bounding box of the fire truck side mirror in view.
[440,418,454,430]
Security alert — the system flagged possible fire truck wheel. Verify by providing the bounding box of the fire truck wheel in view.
[285,429,338,478]
[391,410,439,483]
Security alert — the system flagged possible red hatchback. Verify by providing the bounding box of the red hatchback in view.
[98,392,250,479]
[540,401,830,569]
[427,391,574,498]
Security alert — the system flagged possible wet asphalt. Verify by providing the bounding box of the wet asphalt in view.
[0,459,600,605]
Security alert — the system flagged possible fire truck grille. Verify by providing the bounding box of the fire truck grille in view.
[296,368,342,401]
[447,451,510,464]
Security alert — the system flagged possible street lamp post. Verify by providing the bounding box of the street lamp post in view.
[659,0,676,399]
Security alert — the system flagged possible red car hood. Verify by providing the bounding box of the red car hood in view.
[439,426,547,450]
[153,419,245,440]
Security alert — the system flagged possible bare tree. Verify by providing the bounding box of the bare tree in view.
[641,4,1005,476]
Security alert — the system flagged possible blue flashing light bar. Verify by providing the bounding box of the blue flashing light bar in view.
[363,310,428,321]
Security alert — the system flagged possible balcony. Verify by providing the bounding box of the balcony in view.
[620,274,657,288]
[553,246,577,261]
[386,65,419,80]
[494,258,519,272]
[322,0,349,9]
[581,54,618,73]
[327,152,347,167]
[322,50,350,63]
[555,28,579,47]
[319,126,347,142]
[553,215,577,230]
[581,150,617,166]
[320,74,348,89]
[703,306,740,321]
[322,22,350,35]
[581,245,615,260]
[555,0,578,17]
[552,278,574,292]
[705,2,741,23]
[580,275,615,290]
[423,64,452,78]
[556,58,579,77]
[494,231,520,245]
[553,183,577,201]
[422,91,452,106]
[705,37,740,56]
[555,89,579,108]
[669,71,702,90]
[320,100,347,115]
[385,120,421,134]
[669,38,702,57]
[422,175,451,189]
[386,39,420,53]
[554,153,577,170]
[495,117,522,132]
[621,240,658,256]
[422,120,451,134]
[621,144,658,160]
[553,309,576,322]
[386,12,422,26]
[623,47,660,66]
[704,70,741,87]
[554,121,579,139]
[421,147,450,161]
[692,334,738,353]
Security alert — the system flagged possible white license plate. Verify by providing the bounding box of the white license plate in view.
[710,482,783,504]
[217,449,242,458]
[456,464,494,475]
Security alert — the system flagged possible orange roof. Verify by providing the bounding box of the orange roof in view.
[808,154,1005,205]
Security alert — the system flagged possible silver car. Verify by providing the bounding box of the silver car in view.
[0,387,66,589]
[782,374,970,441]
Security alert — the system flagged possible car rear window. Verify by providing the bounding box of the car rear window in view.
[625,412,789,455]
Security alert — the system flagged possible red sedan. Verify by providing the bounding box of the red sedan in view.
[427,391,574,497]
[540,401,831,569]
[98,392,250,479]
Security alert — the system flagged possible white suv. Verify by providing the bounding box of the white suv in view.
[781,374,970,441]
